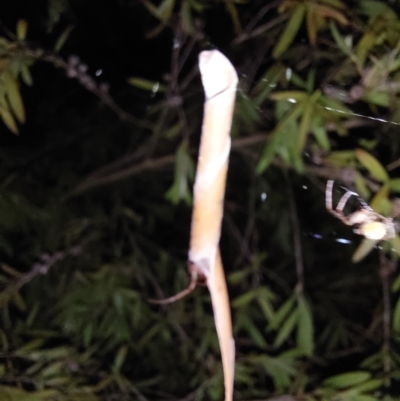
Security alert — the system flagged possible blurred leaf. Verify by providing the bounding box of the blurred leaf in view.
[165,141,194,205]
[232,289,258,308]
[149,0,175,21]
[354,172,370,199]
[269,294,296,330]
[330,21,352,55]
[298,100,313,152]
[363,89,389,107]
[4,72,25,123]
[258,353,296,391]
[252,64,285,106]
[393,297,400,333]
[113,345,128,373]
[311,123,330,151]
[389,236,400,257]
[20,64,33,86]
[270,91,308,102]
[274,309,298,348]
[1,263,23,277]
[296,295,313,356]
[0,103,19,134]
[355,148,389,182]
[128,77,165,92]
[228,269,251,284]
[352,238,377,263]
[323,371,371,389]
[389,178,400,192]
[324,150,355,167]
[273,4,306,58]
[47,0,68,32]
[16,19,28,40]
[224,0,242,34]
[392,267,400,291]
[180,1,195,34]
[257,102,305,173]
[54,25,74,52]
[236,313,268,348]
[370,183,390,214]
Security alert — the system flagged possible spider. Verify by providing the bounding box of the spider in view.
[325,180,396,241]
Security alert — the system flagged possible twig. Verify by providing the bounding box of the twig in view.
[0,246,83,308]
[148,269,198,304]
[64,155,175,199]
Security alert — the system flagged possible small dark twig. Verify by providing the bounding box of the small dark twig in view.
[0,246,83,308]
[148,270,198,304]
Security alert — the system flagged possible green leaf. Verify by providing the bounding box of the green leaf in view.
[324,150,355,167]
[351,238,377,263]
[224,0,242,34]
[228,269,251,284]
[370,183,390,214]
[354,172,370,199]
[273,309,298,348]
[392,269,400,292]
[358,0,396,17]
[389,178,400,192]
[329,21,351,55]
[353,378,382,393]
[0,103,19,134]
[239,314,268,348]
[113,345,128,373]
[356,31,377,67]
[20,64,33,86]
[257,296,275,322]
[323,371,371,389]
[180,1,195,34]
[312,124,330,150]
[16,19,28,40]
[257,102,305,173]
[363,89,389,107]
[298,102,313,153]
[259,353,296,391]
[269,294,296,330]
[270,91,308,102]
[128,77,165,92]
[54,25,74,52]
[232,289,258,308]
[165,142,194,205]
[4,73,25,123]
[296,295,314,356]
[355,148,389,182]
[273,4,306,58]
[393,297,400,333]
[252,64,285,106]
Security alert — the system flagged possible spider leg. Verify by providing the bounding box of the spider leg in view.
[336,189,358,213]
[326,180,334,211]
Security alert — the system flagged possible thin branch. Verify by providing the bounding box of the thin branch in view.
[21,48,155,130]
[148,269,198,304]
[0,246,83,309]
[64,155,175,199]
[233,13,288,44]
[65,129,384,199]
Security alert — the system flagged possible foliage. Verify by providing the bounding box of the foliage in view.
[2,0,400,400]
